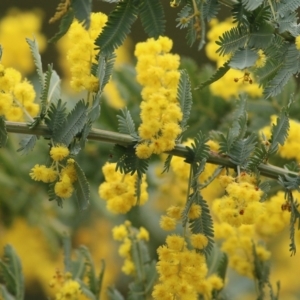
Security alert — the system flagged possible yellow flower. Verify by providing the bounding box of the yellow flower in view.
[55,279,81,300]
[255,49,266,68]
[190,233,208,250]
[50,145,70,161]
[54,174,74,198]
[160,215,177,231]
[188,203,202,219]
[29,164,48,181]
[137,226,150,241]
[112,224,128,241]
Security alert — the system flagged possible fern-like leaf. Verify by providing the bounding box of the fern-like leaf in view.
[185,132,210,164]
[269,110,289,154]
[49,8,74,43]
[178,69,192,131]
[202,0,219,21]
[139,0,165,38]
[162,154,173,173]
[277,0,300,16]
[117,108,138,139]
[49,69,61,104]
[111,144,149,179]
[216,26,249,56]
[229,48,258,69]
[198,61,230,89]
[0,117,7,148]
[247,143,268,171]
[54,100,88,146]
[95,0,138,56]
[0,245,24,300]
[45,99,67,133]
[189,192,214,256]
[26,38,44,86]
[74,161,90,210]
[17,135,37,155]
[229,133,257,167]
[242,0,263,11]
[48,182,63,207]
[248,22,274,49]
[40,64,53,117]
[72,0,92,28]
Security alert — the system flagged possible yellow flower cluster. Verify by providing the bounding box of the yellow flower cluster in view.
[261,116,300,162]
[212,174,264,227]
[205,18,263,100]
[152,235,223,300]
[112,221,150,275]
[66,12,107,92]
[50,270,81,300]
[134,36,182,159]
[0,64,39,121]
[99,163,148,214]
[255,191,292,237]
[215,224,270,278]
[0,9,46,74]
[30,146,77,199]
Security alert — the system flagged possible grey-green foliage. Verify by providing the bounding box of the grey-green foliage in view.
[53,100,88,145]
[117,108,139,139]
[0,245,24,300]
[17,135,37,155]
[74,161,90,210]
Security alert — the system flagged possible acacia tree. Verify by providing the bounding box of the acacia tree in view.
[0,0,300,299]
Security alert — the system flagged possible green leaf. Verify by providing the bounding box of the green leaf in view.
[247,143,268,171]
[74,161,90,210]
[49,9,74,43]
[139,0,165,38]
[40,64,53,117]
[79,282,97,300]
[229,133,257,167]
[198,61,230,89]
[95,0,138,56]
[0,245,24,300]
[17,135,37,155]
[269,109,290,154]
[0,286,15,300]
[178,69,193,131]
[162,154,173,173]
[242,0,263,11]
[202,0,220,21]
[53,100,88,145]
[49,69,61,104]
[62,234,72,273]
[277,0,300,16]
[72,0,92,28]
[216,26,248,56]
[117,108,138,138]
[229,48,258,69]
[185,132,210,164]
[189,192,215,256]
[45,99,67,133]
[26,38,44,86]
[248,22,274,49]
[0,117,7,148]
[111,144,149,179]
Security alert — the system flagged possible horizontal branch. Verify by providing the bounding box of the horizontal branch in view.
[5,121,296,180]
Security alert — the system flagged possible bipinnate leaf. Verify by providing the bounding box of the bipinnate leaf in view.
[242,0,263,11]
[269,110,289,154]
[74,161,90,210]
[0,117,7,148]
[95,0,138,56]
[139,0,165,38]
[229,48,258,70]
[26,38,44,86]
[178,69,192,131]
[117,108,138,139]
[45,99,67,133]
[0,245,24,300]
[49,9,74,43]
[17,135,37,155]
[53,100,88,146]
[72,0,92,28]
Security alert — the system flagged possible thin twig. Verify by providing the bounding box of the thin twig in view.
[4,121,297,180]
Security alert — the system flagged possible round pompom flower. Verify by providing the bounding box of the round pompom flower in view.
[50,145,70,161]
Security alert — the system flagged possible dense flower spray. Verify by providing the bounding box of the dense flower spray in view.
[99,163,148,214]
[134,36,182,159]
[66,12,107,92]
